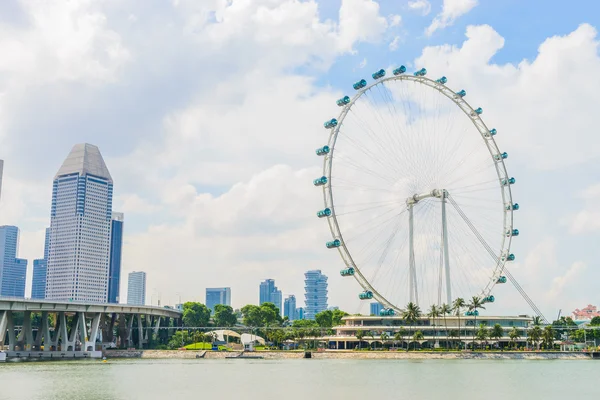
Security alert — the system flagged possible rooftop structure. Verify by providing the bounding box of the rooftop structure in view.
[572,305,600,321]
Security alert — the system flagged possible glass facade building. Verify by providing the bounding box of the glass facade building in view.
[304,270,328,320]
[206,287,231,312]
[0,226,27,298]
[370,302,383,316]
[259,279,282,315]
[108,212,124,304]
[46,144,115,303]
[127,271,146,306]
[284,295,297,320]
[31,228,50,299]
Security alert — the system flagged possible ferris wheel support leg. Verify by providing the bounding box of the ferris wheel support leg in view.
[408,204,418,305]
[441,191,452,305]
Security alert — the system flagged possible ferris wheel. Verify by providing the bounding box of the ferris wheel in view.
[314,66,519,315]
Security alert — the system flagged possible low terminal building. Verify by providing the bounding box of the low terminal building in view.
[324,314,533,350]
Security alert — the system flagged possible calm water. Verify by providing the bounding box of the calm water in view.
[0,358,598,399]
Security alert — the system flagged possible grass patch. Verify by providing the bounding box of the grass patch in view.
[183,343,228,351]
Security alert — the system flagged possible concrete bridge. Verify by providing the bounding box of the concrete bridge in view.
[0,298,181,360]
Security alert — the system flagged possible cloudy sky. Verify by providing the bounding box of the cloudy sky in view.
[1,0,599,319]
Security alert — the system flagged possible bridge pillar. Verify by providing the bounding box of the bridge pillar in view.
[137,314,143,349]
[35,311,47,350]
[17,311,34,350]
[127,314,134,348]
[153,316,161,335]
[0,311,6,347]
[85,313,101,351]
[6,311,15,351]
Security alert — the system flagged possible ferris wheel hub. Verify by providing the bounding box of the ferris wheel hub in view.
[406,189,447,205]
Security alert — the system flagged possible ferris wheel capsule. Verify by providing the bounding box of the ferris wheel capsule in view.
[393,66,407,75]
[336,96,351,106]
[353,79,367,90]
[359,291,373,300]
[502,177,516,186]
[340,267,355,276]
[414,68,427,76]
[506,229,519,237]
[372,69,386,80]
[317,208,332,218]
[493,152,508,160]
[326,239,341,249]
[316,145,330,156]
[455,89,467,97]
[483,295,495,303]
[497,276,507,284]
[324,118,338,129]
[471,107,483,116]
[313,176,328,186]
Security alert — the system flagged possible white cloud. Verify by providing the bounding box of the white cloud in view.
[337,0,388,52]
[426,0,478,36]
[408,0,431,16]
[358,58,368,68]
[389,36,401,51]
[389,14,402,27]
[565,184,600,234]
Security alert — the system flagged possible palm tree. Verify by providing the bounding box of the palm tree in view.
[427,305,440,348]
[440,303,452,350]
[532,316,543,326]
[452,298,466,349]
[476,324,488,350]
[402,302,422,351]
[356,329,365,350]
[509,327,521,350]
[394,328,406,350]
[468,296,486,350]
[529,325,543,350]
[491,324,504,351]
[380,332,389,350]
[413,330,424,350]
[542,326,555,350]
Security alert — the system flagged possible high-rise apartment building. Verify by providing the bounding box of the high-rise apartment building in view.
[107,212,124,303]
[127,271,146,305]
[296,307,305,320]
[45,144,118,303]
[206,287,231,312]
[304,270,328,320]
[370,302,383,316]
[284,295,297,320]
[259,279,282,314]
[0,226,28,298]
[31,228,50,299]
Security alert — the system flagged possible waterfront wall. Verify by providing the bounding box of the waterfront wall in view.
[105,350,591,360]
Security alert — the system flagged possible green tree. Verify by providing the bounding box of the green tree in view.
[356,329,365,350]
[241,305,263,327]
[167,330,194,349]
[490,324,504,350]
[572,329,586,343]
[508,327,520,349]
[213,304,237,327]
[531,316,543,326]
[440,303,452,350]
[468,296,486,350]
[402,302,421,351]
[182,302,211,327]
[380,332,389,349]
[475,324,488,350]
[529,325,543,350]
[427,305,440,348]
[413,330,424,349]
[452,298,466,349]
[315,310,333,327]
[394,328,406,350]
[542,326,555,349]
[590,316,600,326]
[332,310,349,326]
[260,302,283,326]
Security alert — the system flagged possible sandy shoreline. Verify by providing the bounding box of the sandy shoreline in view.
[105,349,593,360]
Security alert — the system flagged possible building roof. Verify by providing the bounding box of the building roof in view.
[55,143,112,182]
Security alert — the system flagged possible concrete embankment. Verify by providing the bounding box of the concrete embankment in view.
[105,350,592,360]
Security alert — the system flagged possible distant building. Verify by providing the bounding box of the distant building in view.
[370,302,383,316]
[0,226,28,298]
[304,270,328,320]
[46,143,114,303]
[572,305,600,321]
[259,279,282,315]
[206,287,231,312]
[284,295,297,320]
[31,228,50,299]
[107,212,124,303]
[297,307,305,320]
[127,271,146,305]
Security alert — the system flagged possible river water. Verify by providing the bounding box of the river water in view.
[0,358,597,399]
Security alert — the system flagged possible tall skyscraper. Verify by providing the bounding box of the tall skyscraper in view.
[127,271,146,305]
[0,226,28,298]
[296,307,305,320]
[45,143,114,303]
[259,279,282,314]
[304,270,328,320]
[370,302,383,316]
[206,287,231,312]
[284,295,297,320]
[107,212,124,303]
[31,228,50,299]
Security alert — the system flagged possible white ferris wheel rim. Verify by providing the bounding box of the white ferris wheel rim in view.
[321,72,514,314]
